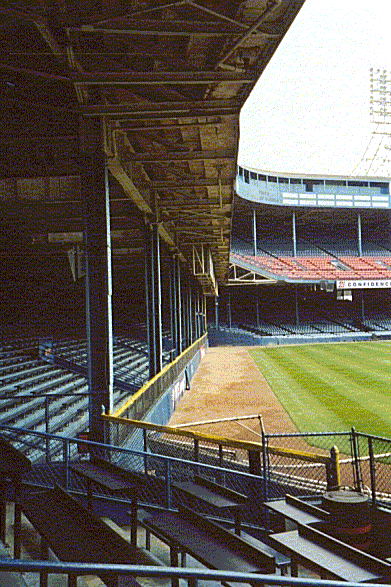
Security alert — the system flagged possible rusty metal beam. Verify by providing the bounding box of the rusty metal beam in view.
[0,7,36,19]
[30,14,87,103]
[32,14,65,61]
[72,70,256,85]
[122,148,235,162]
[216,1,280,68]
[107,157,186,262]
[67,24,246,36]
[81,99,240,116]
[134,177,234,188]
[113,113,237,124]
[160,201,231,209]
[0,135,78,144]
[0,63,71,83]
[121,120,232,132]
[185,1,248,29]
[2,95,75,113]
[104,1,188,20]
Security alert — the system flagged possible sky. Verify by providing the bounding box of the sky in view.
[238,0,391,177]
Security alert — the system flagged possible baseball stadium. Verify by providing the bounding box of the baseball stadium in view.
[1,1,391,586]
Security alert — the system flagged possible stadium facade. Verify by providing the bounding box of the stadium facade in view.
[208,165,391,345]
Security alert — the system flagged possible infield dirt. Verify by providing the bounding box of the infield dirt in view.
[168,346,299,441]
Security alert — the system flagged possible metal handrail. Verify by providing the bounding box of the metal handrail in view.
[0,560,384,587]
[0,424,264,482]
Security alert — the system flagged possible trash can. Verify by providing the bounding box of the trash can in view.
[322,490,371,551]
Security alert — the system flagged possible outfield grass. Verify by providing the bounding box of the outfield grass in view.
[249,341,391,437]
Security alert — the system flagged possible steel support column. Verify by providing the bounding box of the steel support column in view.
[197,288,202,339]
[81,116,113,444]
[253,208,257,257]
[256,294,260,329]
[181,274,188,349]
[361,290,365,322]
[188,281,193,345]
[171,256,179,357]
[169,255,177,359]
[183,281,189,349]
[194,288,199,340]
[175,258,183,355]
[292,211,297,257]
[145,223,163,378]
[202,294,207,334]
[358,212,362,257]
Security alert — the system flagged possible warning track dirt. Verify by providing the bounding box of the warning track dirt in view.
[168,346,298,441]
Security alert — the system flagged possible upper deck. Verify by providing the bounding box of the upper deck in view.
[236,166,390,209]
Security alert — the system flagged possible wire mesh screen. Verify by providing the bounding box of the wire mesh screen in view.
[105,417,261,476]
[354,432,391,505]
[3,421,391,525]
[103,418,350,504]
[263,432,353,499]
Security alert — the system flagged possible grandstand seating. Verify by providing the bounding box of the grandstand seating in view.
[0,334,164,453]
[232,247,391,282]
[225,179,391,343]
[52,336,152,391]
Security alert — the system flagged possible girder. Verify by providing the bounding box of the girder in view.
[0,0,306,290]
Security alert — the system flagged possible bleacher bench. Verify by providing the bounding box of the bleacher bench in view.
[17,485,163,587]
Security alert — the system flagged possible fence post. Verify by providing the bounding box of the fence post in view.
[194,438,199,461]
[351,427,363,492]
[45,396,50,463]
[218,443,225,484]
[165,459,172,509]
[143,428,148,474]
[218,444,223,468]
[368,437,377,507]
[326,445,341,491]
[63,438,70,490]
[259,416,268,502]
[248,450,262,475]
[193,438,200,475]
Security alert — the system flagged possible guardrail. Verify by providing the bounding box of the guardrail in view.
[111,334,208,421]
[0,425,269,526]
[100,419,391,503]
[102,416,339,500]
[0,559,383,587]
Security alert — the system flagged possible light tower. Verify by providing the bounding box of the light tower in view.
[353,68,391,176]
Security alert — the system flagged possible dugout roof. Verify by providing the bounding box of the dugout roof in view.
[0,0,305,294]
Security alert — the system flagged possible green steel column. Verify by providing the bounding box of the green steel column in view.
[293,211,297,257]
[81,116,113,444]
[358,212,362,257]
[253,208,257,257]
[145,223,162,378]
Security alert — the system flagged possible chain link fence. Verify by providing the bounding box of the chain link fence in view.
[352,430,391,506]
[0,425,268,528]
[265,431,353,498]
[1,422,391,531]
[103,417,340,505]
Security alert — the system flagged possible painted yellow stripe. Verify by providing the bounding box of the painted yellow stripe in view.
[111,334,207,418]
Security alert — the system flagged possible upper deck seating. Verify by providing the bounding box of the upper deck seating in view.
[232,248,391,281]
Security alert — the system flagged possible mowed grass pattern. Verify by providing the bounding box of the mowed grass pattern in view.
[250,341,391,437]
